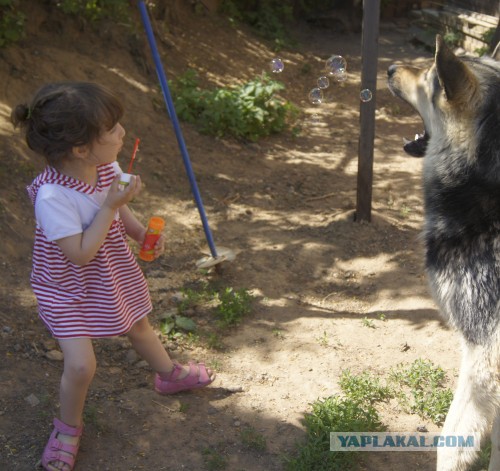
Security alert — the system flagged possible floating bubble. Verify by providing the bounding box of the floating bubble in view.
[325,55,347,76]
[360,88,373,102]
[332,69,347,83]
[317,76,330,89]
[270,58,284,73]
[308,87,324,105]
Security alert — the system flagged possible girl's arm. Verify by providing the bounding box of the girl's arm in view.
[56,175,142,266]
[119,205,146,244]
[120,205,166,260]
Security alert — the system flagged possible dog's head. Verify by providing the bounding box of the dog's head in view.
[387,35,500,158]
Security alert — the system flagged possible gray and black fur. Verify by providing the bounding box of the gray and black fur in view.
[388,36,500,471]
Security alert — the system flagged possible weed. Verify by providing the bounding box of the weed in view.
[361,317,375,329]
[339,370,393,405]
[0,1,25,47]
[285,395,385,470]
[377,313,387,321]
[240,426,267,451]
[316,331,329,347]
[272,328,285,340]
[389,359,453,425]
[214,287,253,328]
[207,332,225,350]
[202,447,227,470]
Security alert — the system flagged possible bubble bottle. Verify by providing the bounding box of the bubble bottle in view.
[139,217,165,261]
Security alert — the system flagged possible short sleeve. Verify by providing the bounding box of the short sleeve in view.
[35,185,83,242]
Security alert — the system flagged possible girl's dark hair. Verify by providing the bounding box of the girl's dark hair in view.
[11,82,124,166]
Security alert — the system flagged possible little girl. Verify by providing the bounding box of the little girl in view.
[12,82,215,471]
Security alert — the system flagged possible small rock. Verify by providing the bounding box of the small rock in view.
[126,349,138,363]
[2,326,12,334]
[45,350,64,361]
[135,360,149,369]
[108,367,122,375]
[233,420,241,427]
[25,393,40,407]
[417,425,428,433]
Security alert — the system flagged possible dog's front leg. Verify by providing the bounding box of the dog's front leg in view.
[490,414,500,471]
[436,342,496,471]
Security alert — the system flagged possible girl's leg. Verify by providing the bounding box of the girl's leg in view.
[127,317,184,375]
[45,338,95,471]
[127,317,214,381]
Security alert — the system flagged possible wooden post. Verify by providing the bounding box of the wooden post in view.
[355,0,380,222]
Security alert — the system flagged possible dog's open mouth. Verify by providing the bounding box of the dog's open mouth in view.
[403,130,429,157]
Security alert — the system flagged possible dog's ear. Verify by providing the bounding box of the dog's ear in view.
[492,41,500,61]
[435,34,478,103]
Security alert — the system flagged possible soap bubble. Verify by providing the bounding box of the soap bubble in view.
[270,58,284,73]
[360,89,373,102]
[317,76,330,89]
[332,69,347,83]
[325,55,347,76]
[308,88,324,105]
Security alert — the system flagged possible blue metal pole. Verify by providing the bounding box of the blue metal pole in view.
[138,1,218,258]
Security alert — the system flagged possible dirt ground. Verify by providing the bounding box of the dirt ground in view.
[0,2,464,470]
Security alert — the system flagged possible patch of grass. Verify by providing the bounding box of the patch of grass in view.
[214,287,253,328]
[389,359,453,425]
[339,370,393,405]
[202,447,227,470]
[285,395,385,470]
[240,426,267,451]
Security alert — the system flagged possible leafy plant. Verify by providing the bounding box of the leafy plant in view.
[202,446,227,470]
[339,370,393,405]
[0,0,25,47]
[56,0,131,22]
[170,70,299,142]
[286,395,385,470]
[214,287,253,327]
[389,359,453,425]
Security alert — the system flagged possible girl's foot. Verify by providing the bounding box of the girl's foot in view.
[40,418,82,471]
[155,361,215,394]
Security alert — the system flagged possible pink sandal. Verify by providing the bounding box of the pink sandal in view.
[40,418,83,470]
[154,361,215,394]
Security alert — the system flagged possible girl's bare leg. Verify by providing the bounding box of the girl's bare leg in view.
[45,338,95,471]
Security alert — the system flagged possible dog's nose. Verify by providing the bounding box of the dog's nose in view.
[387,65,398,77]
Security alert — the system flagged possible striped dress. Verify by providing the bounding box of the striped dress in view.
[27,163,152,339]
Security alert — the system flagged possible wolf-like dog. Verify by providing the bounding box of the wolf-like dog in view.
[387,35,500,471]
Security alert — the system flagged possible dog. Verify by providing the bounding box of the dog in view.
[387,35,500,471]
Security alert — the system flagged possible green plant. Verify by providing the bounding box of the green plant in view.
[56,0,131,22]
[339,370,393,405]
[214,287,253,327]
[361,317,375,328]
[0,0,25,47]
[389,359,453,425]
[240,426,267,451]
[170,70,299,142]
[285,395,385,470]
[442,29,463,48]
[202,447,227,470]
[219,0,294,48]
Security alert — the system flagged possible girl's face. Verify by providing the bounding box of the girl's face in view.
[88,122,126,165]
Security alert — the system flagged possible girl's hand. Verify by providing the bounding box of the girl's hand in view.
[104,175,142,211]
[153,233,166,259]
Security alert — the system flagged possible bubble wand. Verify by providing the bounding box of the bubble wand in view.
[128,137,141,173]
[119,137,141,187]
